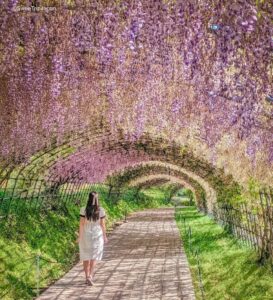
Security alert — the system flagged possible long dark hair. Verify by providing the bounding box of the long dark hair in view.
[85,191,100,222]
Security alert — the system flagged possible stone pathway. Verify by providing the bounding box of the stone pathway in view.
[37,208,195,300]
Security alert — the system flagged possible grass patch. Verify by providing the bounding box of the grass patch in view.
[0,185,170,299]
[176,206,273,300]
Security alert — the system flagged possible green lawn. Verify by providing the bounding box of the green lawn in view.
[0,185,170,300]
[176,206,273,300]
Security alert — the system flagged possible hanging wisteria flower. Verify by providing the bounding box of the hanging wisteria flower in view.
[0,0,272,189]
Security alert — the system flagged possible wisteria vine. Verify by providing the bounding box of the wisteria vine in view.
[0,0,272,186]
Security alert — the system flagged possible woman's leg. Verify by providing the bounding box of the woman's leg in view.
[87,260,92,278]
[89,259,97,278]
[83,260,89,279]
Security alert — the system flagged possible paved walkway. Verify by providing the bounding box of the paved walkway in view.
[37,208,195,300]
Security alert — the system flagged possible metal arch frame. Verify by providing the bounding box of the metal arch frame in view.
[132,178,172,189]
[128,176,183,204]
[1,124,243,217]
[0,116,111,182]
[44,130,234,194]
[106,163,206,210]
[128,174,193,202]
[2,124,237,202]
[7,123,111,182]
[129,174,194,191]
[0,121,112,214]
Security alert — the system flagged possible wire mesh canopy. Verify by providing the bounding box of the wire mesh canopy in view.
[0,1,272,203]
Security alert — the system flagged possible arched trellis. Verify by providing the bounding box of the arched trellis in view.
[44,132,241,207]
[128,174,196,205]
[0,5,272,289]
[129,177,173,190]
[105,161,215,212]
[0,0,272,186]
[0,125,241,216]
[0,118,110,182]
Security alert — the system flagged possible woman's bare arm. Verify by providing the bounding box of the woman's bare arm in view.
[78,217,85,242]
[100,217,108,243]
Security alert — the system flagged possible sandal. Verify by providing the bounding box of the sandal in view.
[86,277,94,286]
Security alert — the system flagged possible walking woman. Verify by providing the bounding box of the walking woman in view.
[77,191,108,285]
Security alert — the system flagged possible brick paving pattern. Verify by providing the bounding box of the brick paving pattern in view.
[37,208,195,300]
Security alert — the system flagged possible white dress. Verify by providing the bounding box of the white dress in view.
[79,206,106,261]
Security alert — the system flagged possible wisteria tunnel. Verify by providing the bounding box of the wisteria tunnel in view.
[0,0,272,299]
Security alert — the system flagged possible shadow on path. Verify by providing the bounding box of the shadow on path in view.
[37,208,195,300]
